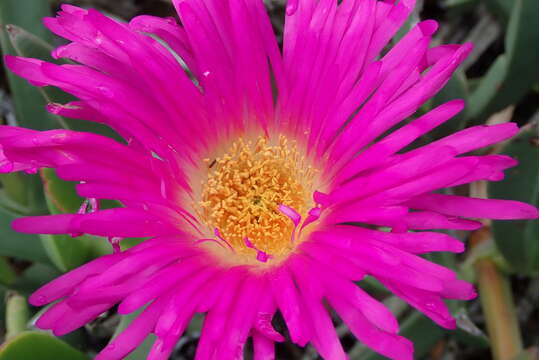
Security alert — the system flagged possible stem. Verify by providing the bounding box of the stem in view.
[470,180,523,360]
[472,227,523,360]
[5,291,29,339]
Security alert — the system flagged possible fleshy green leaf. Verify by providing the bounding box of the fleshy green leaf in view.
[5,24,119,137]
[0,0,59,131]
[39,168,113,272]
[0,332,88,360]
[12,263,61,296]
[39,234,94,273]
[490,130,539,275]
[467,55,508,120]
[0,208,50,264]
[39,168,143,271]
[0,172,48,216]
[41,168,83,215]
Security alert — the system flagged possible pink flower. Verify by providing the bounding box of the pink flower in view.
[2,1,538,359]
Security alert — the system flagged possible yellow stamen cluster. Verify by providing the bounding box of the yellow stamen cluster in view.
[199,135,316,258]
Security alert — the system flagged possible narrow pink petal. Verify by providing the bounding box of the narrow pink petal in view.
[214,275,265,358]
[13,214,79,235]
[310,232,446,292]
[96,296,170,360]
[154,266,219,338]
[404,211,482,230]
[129,15,197,75]
[35,301,70,329]
[379,20,438,78]
[324,204,408,227]
[334,99,465,183]
[328,144,458,205]
[358,157,479,206]
[449,155,518,186]
[366,0,416,62]
[313,224,465,255]
[195,266,247,360]
[118,258,206,314]
[289,256,347,360]
[425,122,519,155]
[53,302,111,336]
[329,276,399,334]
[441,279,477,300]
[251,288,283,342]
[300,241,367,281]
[269,266,310,346]
[329,36,431,163]
[381,280,456,329]
[328,292,414,360]
[407,193,539,220]
[253,332,275,360]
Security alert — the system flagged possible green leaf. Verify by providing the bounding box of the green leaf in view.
[0,208,50,264]
[0,332,88,360]
[39,169,118,271]
[0,0,59,131]
[467,55,508,120]
[12,263,61,296]
[39,234,94,273]
[4,23,121,138]
[41,168,83,215]
[4,24,70,126]
[490,130,539,275]
[0,172,48,216]
[469,0,539,120]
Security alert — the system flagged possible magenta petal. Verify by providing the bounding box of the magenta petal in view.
[253,332,275,360]
[269,266,310,346]
[96,296,169,360]
[29,253,123,306]
[290,257,347,360]
[328,293,414,360]
[406,193,539,220]
[404,211,483,230]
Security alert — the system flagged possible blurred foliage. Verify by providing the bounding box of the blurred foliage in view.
[0,0,538,359]
[491,129,539,276]
[0,332,88,360]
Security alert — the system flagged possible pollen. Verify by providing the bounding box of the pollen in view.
[199,135,317,258]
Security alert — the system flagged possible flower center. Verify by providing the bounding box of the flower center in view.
[199,135,316,259]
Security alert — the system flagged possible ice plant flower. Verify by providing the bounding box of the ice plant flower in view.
[2,0,538,359]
